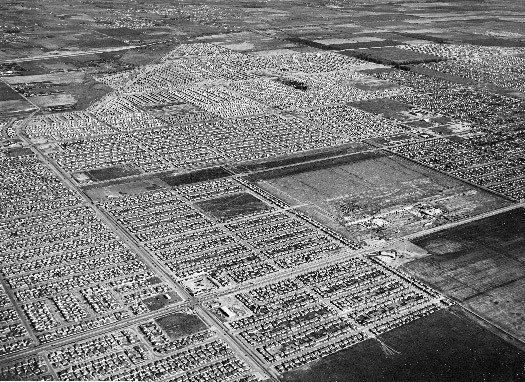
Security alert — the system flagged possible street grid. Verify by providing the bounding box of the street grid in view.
[2,32,525,381]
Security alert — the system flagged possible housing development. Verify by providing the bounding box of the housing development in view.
[1,1,525,381]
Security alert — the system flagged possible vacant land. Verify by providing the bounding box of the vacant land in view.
[350,97,413,120]
[197,192,271,222]
[156,312,207,340]
[161,167,231,187]
[343,46,445,66]
[404,208,525,342]
[282,308,525,382]
[256,152,508,241]
[85,165,141,182]
[143,292,181,311]
[0,81,24,101]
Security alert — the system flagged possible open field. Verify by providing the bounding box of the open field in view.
[404,208,525,342]
[0,81,24,101]
[282,308,525,382]
[255,152,509,243]
[156,312,207,340]
[197,192,273,222]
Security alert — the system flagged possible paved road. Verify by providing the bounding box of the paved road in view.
[9,114,525,378]
[13,120,277,380]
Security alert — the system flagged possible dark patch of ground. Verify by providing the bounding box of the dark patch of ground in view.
[331,39,400,50]
[96,27,144,39]
[66,76,113,110]
[197,192,271,222]
[0,62,46,76]
[392,32,448,44]
[161,167,231,187]
[285,37,336,50]
[408,65,480,86]
[76,33,129,49]
[155,312,207,340]
[407,208,525,300]
[142,292,181,311]
[0,81,24,101]
[343,46,445,66]
[85,165,141,182]
[350,97,412,120]
[237,143,368,174]
[405,208,525,342]
[5,147,32,157]
[275,77,308,91]
[147,276,162,285]
[282,308,525,382]
[249,151,384,181]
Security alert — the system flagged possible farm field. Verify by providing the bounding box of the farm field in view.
[404,208,525,342]
[281,308,525,382]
